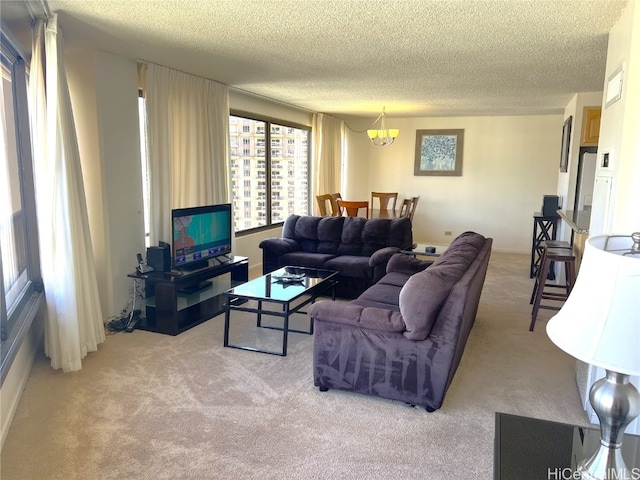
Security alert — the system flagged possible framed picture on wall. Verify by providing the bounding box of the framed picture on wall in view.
[414,129,464,176]
[559,116,572,173]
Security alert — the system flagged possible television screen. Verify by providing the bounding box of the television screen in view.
[171,203,232,270]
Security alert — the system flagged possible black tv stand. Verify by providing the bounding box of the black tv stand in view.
[177,259,209,272]
[131,255,249,335]
[177,280,212,294]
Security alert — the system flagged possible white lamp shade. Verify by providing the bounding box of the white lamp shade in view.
[546,234,640,376]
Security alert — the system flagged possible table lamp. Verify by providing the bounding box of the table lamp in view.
[546,233,640,480]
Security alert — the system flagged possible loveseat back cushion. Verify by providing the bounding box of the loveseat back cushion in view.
[317,216,345,254]
[337,217,368,255]
[399,232,486,340]
[336,217,412,257]
[293,215,323,252]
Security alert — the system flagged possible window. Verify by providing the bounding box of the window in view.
[138,91,150,247]
[1,34,43,383]
[230,113,310,233]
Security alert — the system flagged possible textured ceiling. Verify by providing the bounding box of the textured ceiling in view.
[1,0,630,117]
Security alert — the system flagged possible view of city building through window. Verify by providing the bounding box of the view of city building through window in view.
[229,114,310,232]
[137,105,311,239]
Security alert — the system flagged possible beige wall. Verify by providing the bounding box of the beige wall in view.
[345,115,562,253]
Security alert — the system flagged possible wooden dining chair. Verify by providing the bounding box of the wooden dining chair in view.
[316,194,331,216]
[399,198,412,218]
[408,196,420,221]
[371,192,398,213]
[399,196,420,221]
[316,193,341,216]
[337,199,369,218]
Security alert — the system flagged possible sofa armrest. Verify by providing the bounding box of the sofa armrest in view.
[386,253,433,275]
[258,237,300,255]
[369,246,401,268]
[308,301,405,333]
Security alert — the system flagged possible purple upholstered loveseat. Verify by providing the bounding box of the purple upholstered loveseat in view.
[307,231,492,411]
[259,215,413,299]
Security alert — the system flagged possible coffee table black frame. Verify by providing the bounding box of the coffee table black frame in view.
[223,266,338,356]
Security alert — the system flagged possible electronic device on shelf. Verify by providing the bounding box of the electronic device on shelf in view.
[171,203,233,272]
[136,253,154,274]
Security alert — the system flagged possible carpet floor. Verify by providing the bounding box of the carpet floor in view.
[0,252,590,479]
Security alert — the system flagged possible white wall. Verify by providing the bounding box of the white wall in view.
[346,115,562,253]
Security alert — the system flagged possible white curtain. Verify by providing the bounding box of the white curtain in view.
[142,63,230,245]
[28,16,104,372]
[312,113,343,215]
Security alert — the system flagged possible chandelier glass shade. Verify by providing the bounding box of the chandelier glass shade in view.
[367,107,399,146]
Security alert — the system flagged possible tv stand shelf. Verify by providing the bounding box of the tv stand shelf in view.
[132,255,249,335]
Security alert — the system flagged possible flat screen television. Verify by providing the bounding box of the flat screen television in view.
[171,203,232,271]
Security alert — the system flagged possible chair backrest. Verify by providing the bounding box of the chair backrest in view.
[371,192,398,212]
[316,193,342,216]
[329,193,342,216]
[399,198,412,218]
[408,196,420,221]
[337,199,369,218]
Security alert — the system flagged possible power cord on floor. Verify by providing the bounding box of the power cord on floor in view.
[105,315,130,333]
[105,309,141,334]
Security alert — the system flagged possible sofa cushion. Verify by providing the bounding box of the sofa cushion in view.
[351,281,402,311]
[377,271,411,288]
[325,255,373,279]
[317,216,345,254]
[399,232,485,340]
[279,252,337,269]
[293,216,323,252]
[337,217,367,255]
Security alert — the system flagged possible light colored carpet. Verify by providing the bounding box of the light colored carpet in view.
[0,252,589,480]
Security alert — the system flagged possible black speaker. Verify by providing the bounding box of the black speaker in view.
[542,195,560,216]
[147,245,170,272]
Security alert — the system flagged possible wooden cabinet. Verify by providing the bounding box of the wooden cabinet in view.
[581,107,601,146]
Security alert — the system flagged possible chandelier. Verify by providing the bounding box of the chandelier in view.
[367,107,399,146]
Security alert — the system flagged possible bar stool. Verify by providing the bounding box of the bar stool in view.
[529,246,576,332]
[529,240,572,304]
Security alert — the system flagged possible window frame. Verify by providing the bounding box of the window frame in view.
[230,110,311,236]
[1,32,44,385]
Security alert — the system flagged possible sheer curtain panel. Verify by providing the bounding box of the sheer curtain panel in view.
[142,63,230,245]
[28,16,105,372]
[312,113,343,215]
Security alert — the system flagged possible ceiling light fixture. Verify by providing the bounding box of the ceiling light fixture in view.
[367,107,399,146]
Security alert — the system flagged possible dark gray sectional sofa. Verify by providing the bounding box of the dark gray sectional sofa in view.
[307,231,492,411]
[259,214,413,299]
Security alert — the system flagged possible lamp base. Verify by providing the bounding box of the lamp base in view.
[578,370,640,480]
[577,449,630,480]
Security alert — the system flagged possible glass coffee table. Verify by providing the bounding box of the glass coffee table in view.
[494,412,640,480]
[223,266,338,356]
